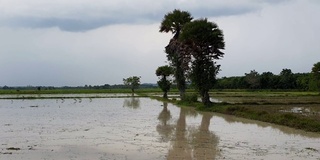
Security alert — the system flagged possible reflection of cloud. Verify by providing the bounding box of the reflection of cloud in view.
[122,97,140,109]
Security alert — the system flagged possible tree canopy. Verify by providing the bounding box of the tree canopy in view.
[123,76,141,93]
[159,10,225,106]
[179,18,225,105]
[156,65,174,99]
[160,9,193,39]
[159,9,193,100]
[311,62,320,92]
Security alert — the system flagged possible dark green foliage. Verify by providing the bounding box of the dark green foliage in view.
[159,9,193,38]
[180,18,225,106]
[311,62,320,92]
[182,93,198,103]
[123,76,141,93]
[160,11,225,106]
[245,70,260,89]
[160,9,193,99]
[279,69,296,89]
[156,65,174,98]
[214,69,318,91]
[260,72,277,89]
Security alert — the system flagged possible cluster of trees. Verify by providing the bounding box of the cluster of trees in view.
[156,9,225,106]
[215,62,320,91]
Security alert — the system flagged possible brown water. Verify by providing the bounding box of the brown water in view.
[1,96,320,160]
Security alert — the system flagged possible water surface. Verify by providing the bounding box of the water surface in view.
[0,95,319,159]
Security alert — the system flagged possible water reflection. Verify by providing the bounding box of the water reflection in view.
[158,106,219,159]
[191,112,219,159]
[167,107,192,159]
[122,97,140,109]
[157,102,174,142]
[219,112,320,138]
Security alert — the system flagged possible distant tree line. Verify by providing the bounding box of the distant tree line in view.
[1,83,157,90]
[214,68,319,91]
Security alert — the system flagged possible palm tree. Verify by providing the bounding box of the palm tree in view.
[159,9,193,100]
[180,18,225,106]
[156,65,174,99]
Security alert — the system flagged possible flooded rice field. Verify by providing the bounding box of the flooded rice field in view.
[1,95,320,160]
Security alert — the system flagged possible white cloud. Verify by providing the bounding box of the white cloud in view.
[0,0,265,32]
[0,23,170,86]
[215,0,320,76]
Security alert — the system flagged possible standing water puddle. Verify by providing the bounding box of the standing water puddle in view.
[0,95,320,160]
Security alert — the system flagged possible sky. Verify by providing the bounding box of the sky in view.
[0,0,319,86]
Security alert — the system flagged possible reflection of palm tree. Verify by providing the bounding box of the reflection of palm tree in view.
[167,107,192,160]
[157,102,174,142]
[166,107,219,159]
[123,97,140,109]
[191,112,219,159]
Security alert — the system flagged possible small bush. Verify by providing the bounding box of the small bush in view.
[182,93,198,103]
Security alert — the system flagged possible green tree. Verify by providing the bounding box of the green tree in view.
[156,65,174,99]
[295,73,311,90]
[123,76,141,93]
[160,9,193,100]
[311,62,320,92]
[180,18,225,106]
[260,72,274,89]
[245,70,260,89]
[279,68,296,89]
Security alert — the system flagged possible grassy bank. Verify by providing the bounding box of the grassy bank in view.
[206,91,320,132]
[152,91,320,132]
[198,104,320,132]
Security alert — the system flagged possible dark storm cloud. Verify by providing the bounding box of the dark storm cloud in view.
[2,16,117,32]
[190,6,256,18]
[0,1,268,32]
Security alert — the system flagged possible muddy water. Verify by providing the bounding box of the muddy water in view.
[1,96,320,160]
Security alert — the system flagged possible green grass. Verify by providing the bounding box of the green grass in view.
[156,90,320,132]
[198,104,320,132]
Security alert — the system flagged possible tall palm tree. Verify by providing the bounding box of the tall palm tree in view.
[180,18,225,106]
[159,9,193,100]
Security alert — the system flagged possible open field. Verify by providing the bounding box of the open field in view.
[1,88,320,132]
[0,88,163,95]
[203,91,320,132]
[146,90,320,132]
[1,95,320,159]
